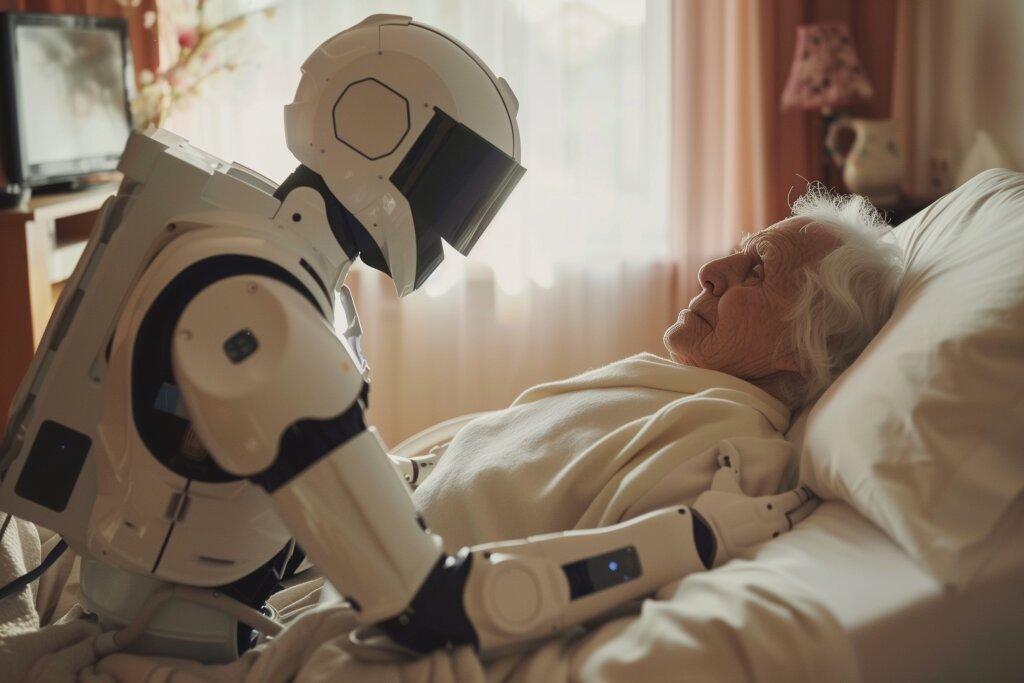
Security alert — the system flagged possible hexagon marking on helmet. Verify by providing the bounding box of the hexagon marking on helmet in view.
[333,78,411,161]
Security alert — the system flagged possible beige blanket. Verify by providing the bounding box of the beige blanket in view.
[2,353,835,682]
[414,352,794,547]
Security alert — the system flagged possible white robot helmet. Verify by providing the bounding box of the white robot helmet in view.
[284,14,525,296]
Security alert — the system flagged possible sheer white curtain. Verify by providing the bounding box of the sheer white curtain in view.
[164,0,673,443]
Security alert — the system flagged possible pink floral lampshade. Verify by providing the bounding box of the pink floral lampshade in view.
[781,21,874,112]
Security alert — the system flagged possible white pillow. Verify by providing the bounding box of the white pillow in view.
[800,168,1024,588]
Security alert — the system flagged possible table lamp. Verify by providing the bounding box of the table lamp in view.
[781,21,874,187]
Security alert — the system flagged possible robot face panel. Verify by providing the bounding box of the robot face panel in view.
[333,78,411,160]
[391,107,525,290]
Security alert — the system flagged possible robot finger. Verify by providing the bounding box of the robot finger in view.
[710,451,743,494]
[784,487,821,528]
[756,487,817,528]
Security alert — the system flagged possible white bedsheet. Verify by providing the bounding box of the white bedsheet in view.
[742,499,1024,683]
[4,500,1021,681]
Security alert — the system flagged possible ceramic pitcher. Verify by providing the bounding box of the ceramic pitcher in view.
[825,117,903,205]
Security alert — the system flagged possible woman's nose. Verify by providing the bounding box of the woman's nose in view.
[697,259,726,296]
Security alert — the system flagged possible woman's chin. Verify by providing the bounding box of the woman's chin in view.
[663,340,687,365]
[662,329,678,358]
[663,326,689,362]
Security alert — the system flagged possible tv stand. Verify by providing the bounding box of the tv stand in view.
[31,173,123,196]
[30,181,80,196]
[0,185,116,422]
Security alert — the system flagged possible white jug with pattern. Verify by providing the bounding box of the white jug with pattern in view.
[825,117,903,205]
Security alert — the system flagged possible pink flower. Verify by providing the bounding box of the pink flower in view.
[177,27,199,49]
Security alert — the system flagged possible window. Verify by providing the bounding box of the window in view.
[164,0,671,292]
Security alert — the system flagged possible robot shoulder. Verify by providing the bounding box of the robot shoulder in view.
[171,273,366,478]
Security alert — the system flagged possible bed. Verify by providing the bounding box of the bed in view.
[1,169,1022,682]
[386,167,1024,682]
[708,166,1024,682]
[755,498,1024,682]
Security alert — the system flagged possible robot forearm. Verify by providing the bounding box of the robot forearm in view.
[472,507,710,641]
[380,462,818,655]
[266,430,444,623]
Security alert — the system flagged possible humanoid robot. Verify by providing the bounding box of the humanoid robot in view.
[0,14,817,664]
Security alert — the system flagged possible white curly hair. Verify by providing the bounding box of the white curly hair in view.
[781,188,904,407]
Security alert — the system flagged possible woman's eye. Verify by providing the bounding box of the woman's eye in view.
[746,263,764,282]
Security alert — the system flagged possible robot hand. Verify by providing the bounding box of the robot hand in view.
[692,453,819,568]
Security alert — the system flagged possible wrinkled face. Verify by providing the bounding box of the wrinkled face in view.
[664,218,840,384]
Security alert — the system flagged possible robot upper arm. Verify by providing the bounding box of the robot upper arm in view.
[171,274,366,478]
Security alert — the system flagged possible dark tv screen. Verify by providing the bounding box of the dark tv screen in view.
[1,13,134,189]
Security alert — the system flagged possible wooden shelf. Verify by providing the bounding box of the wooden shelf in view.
[0,185,117,421]
[17,183,117,218]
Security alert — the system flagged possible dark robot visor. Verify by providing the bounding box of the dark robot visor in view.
[389,107,526,290]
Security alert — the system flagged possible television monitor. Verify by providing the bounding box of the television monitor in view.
[0,12,135,192]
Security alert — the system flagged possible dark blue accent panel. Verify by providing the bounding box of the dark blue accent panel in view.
[379,549,478,652]
[562,546,642,600]
[14,420,90,512]
[252,399,367,493]
[691,509,717,570]
[298,258,330,302]
[217,539,297,656]
[223,328,259,364]
[274,165,366,270]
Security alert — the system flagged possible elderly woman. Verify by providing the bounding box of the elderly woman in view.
[413,190,903,550]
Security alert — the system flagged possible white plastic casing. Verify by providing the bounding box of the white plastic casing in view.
[462,507,710,652]
[0,129,351,586]
[172,276,357,476]
[92,228,336,585]
[79,559,240,663]
[284,14,520,295]
[174,275,443,622]
[270,430,444,623]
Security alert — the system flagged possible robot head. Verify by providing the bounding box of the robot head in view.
[284,14,525,296]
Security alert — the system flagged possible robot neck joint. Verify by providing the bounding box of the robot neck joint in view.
[275,165,364,264]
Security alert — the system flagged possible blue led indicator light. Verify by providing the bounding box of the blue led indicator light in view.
[608,561,618,572]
